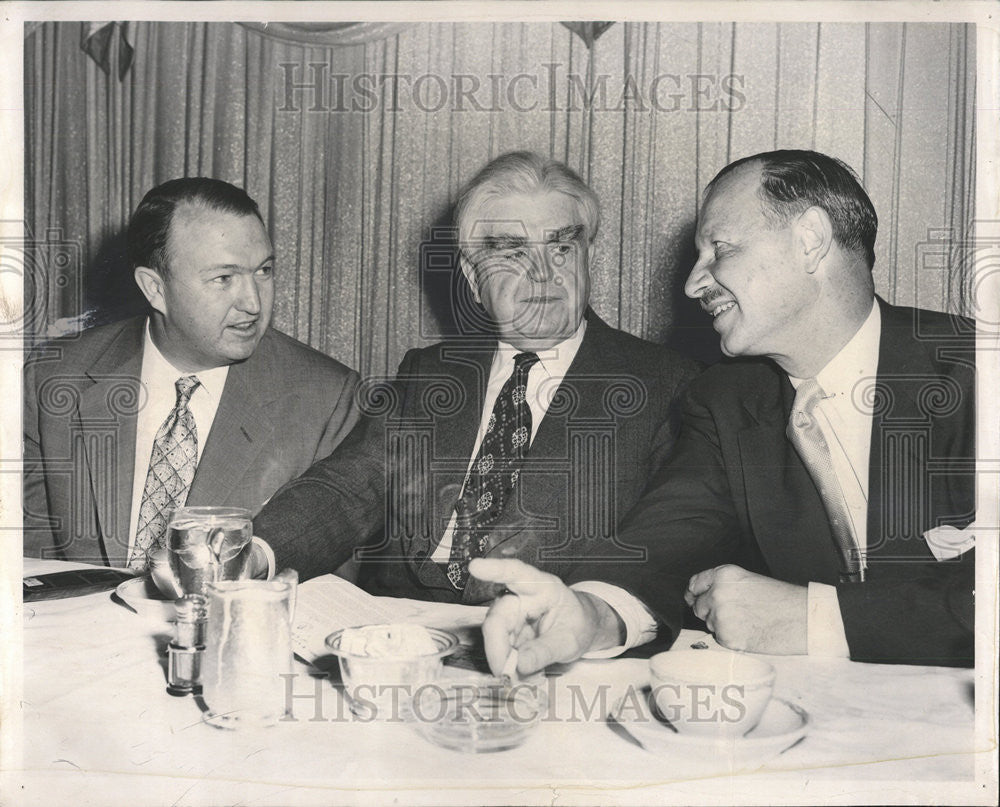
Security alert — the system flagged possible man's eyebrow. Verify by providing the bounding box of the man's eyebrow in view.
[481,234,529,249]
[199,255,275,274]
[546,224,585,242]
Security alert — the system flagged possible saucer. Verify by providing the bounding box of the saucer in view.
[609,686,808,763]
[114,576,176,620]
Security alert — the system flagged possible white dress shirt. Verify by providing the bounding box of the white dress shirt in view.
[127,323,230,556]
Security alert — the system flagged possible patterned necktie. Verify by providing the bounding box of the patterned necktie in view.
[786,378,865,583]
[447,351,540,590]
[129,375,201,570]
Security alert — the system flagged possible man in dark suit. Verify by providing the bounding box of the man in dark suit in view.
[474,149,976,670]
[23,178,359,568]
[252,151,700,610]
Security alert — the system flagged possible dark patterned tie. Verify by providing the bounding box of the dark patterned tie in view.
[447,352,540,590]
[129,375,201,571]
[786,378,865,583]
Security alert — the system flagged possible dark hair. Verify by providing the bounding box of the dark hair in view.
[708,149,878,269]
[127,178,264,276]
[455,151,600,248]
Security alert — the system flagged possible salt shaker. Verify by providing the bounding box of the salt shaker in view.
[166,594,207,696]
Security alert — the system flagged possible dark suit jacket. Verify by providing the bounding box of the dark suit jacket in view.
[23,316,360,566]
[253,312,701,604]
[578,300,976,666]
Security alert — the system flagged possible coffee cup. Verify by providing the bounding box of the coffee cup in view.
[649,649,775,737]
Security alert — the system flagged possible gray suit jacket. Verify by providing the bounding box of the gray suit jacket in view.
[23,316,360,565]
[253,312,701,604]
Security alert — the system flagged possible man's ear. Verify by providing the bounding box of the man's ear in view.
[796,206,833,273]
[134,266,167,315]
[459,253,482,305]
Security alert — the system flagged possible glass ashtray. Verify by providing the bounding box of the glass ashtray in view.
[410,677,547,753]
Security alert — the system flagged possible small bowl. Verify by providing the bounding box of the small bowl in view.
[325,624,459,720]
[649,649,775,737]
[412,677,546,753]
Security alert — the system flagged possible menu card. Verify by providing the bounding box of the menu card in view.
[291,574,488,664]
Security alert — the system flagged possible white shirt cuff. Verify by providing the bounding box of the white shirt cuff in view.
[807,581,851,658]
[251,536,276,580]
[570,581,658,659]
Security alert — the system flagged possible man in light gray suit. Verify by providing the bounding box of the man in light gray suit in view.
[24,178,359,567]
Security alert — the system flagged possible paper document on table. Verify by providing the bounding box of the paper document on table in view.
[291,574,487,663]
[292,574,408,662]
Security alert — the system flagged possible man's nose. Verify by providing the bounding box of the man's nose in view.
[525,246,555,282]
[235,274,261,314]
[684,259,712,300]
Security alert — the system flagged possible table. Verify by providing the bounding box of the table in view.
[7,560,992,806]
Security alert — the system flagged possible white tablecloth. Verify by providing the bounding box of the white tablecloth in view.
[8,560,990,806]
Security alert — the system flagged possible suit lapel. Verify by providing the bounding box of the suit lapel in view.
[78,319,144,566]
[187,357,274,507]
[737,369,843,584]
[487,315,610,558]
[408,343,492,593]
[866,300,939,561]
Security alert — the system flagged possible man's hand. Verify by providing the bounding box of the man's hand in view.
[148,547,182,598]
[685,565,808,655]
[469,558,625,676]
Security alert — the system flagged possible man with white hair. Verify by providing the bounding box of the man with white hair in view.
[253,151,700,616]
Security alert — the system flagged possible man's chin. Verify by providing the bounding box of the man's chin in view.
[505,312,579,346]
[718,334,750,359]
[218,339,260,364]
[505,329,571,351]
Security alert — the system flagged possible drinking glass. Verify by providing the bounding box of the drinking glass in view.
[165,506,253,596]
[201,579,294,729]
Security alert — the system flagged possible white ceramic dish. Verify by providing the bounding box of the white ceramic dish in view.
[609,686,808,765]
[114,576,176,620]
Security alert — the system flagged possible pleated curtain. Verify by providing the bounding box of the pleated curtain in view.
[24,21,975,376]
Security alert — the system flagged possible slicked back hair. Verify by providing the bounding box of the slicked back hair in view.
[708,149,878,269]
[127,177,264,277]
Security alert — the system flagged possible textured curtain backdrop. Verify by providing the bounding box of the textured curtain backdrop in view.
[24,21,975,375]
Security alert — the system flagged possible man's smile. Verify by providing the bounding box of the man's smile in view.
[699,290,738,319]
[708,301,737,318]
[226,319,259,335]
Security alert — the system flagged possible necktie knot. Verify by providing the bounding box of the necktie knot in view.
[513,352,540,375]
[790,378,825,427]
[175,375,200,406]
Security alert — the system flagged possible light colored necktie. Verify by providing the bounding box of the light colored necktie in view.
[786,378,865,583]
[447,351,540,590]
[129,375,200,570]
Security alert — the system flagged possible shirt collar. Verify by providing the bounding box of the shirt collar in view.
[142,319,230,401]
[788,298,881,396]
[494,318,588,381]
